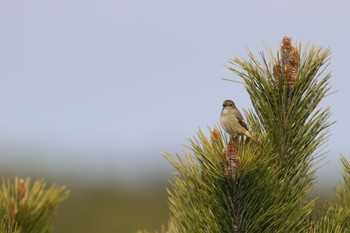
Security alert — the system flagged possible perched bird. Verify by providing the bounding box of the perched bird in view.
[220,99,261,146]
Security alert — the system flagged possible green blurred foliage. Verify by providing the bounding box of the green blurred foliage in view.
[52,183,169,233]
[0,172,341,233]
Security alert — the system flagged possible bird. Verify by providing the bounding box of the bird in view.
[220,99,261,147]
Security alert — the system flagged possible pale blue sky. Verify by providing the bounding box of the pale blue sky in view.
[0,0,349,183]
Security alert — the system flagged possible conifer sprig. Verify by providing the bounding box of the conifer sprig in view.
[227,37,333,178]
[0,177,69,233]
[165,128,279,232]
[0,197,20,233]
[139,37,347,233]
[225,36,333,231]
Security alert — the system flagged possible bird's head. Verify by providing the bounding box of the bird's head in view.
[222,99,236,110]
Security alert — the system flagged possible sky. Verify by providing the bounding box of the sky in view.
[0,0,349,184]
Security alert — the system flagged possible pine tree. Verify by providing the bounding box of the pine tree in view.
[0,177,69,233]
[138,36,350,233]
[311,156,350,232]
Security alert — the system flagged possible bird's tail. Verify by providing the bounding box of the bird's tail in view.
[244,131,262,147]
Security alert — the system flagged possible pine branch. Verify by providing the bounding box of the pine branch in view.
[0,177,69,233]
[165,128,279,232]
[224,37,333,231]
[314,156,350,233]
[0,196,20,233]
[141,36,339,233]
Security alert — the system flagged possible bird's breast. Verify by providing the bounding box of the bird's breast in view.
[220,111,241,136]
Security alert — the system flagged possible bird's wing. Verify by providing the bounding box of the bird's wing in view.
[233,108,249,130]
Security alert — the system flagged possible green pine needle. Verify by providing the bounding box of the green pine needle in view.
[139,37,350,233]
[0,177,69,233]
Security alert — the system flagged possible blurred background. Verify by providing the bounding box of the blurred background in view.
[0,0,349,232]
